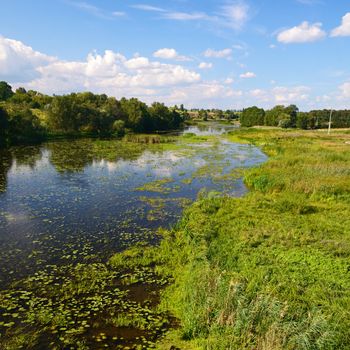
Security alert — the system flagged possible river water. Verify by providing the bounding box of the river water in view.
[0,124,266,287]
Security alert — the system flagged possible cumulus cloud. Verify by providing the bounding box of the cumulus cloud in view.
[331,13,350,37]
[247,86,310,106]
[203,48,232,59]
[240,71,256,78]
[277,21,326,43]
[0,36,200,98]
[224,78,234,84]
[166,81,242,107]
[153,48,191,61]
[338,82,350,99]
[198,62,213,69]
[0,36,55,82]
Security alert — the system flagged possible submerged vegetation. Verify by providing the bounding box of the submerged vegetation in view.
[0,126,267,349]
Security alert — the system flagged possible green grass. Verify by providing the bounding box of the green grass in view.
[110,128,350,349]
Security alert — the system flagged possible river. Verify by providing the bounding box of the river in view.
[0,123,267,349]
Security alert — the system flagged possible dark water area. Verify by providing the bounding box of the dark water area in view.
[0,124,266,288]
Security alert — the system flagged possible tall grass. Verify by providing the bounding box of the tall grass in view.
[111,128,350,349]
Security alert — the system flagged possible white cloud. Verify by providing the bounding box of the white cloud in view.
[69,1,125,20]
[224,78,234,84]
[198,62,213,69]
[277,21,326,43]
[112,11,126,17]
[0,36,200,98]
[296,0,322,4]
[131,4,166,12]
[132,2,252,32]
[247,85,310,107]
[203,48,232,59]
[219,1,250,30]
[240,71,256,78]
[124,56,150,69]
[162,11,210,21]
[338,82,350,99]
[0,36,55,82]
[272,86,310,104]
[166,81,242,107]
[153,48,190,61]
[331,13,350,37]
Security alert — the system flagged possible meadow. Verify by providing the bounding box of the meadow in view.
[111,128,350,349]
[1,127,349,349]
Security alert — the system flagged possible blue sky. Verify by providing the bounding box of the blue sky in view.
[0,0,350,110]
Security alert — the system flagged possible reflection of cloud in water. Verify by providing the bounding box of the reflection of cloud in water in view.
[2,212,30,224]
[9,150,51,175]
[91,150,194,178]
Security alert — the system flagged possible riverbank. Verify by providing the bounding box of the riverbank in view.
[111,128,350,349]
[0,125,267,349]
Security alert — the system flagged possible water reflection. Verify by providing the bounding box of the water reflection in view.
[0,123,267,287]
[183,122,237,136]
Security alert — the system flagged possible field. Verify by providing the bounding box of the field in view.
[111,128,350,349]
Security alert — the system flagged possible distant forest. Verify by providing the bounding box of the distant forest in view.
[240,105,350,129]
[1,80,349,148]
[0,81,187,147]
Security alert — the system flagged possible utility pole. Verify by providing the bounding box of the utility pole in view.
[328,109,333,135]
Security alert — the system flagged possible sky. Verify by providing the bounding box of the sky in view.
[0,0,350,111]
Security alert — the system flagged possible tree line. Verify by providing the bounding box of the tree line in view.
[0,81,186,147]
[240,104,350,129]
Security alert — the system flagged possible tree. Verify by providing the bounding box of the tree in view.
[47,95,82,133]
[198,109,208,121]
[149,102,182,131]
[112,120,125,136]
[0,107,9,146]
[265,105,299,127]
[284,104,298,127]
[0,81,14,101]
[240,106,265,127]
[120,98,151,132]
[296,112,309,129]
[278,113,292,128]
[7,107,44,144]
[214,109,224,119]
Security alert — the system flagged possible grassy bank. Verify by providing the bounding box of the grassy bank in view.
[111,128,350,349]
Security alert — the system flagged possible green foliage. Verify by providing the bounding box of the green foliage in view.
[0,107,9,146]
[0,81,186,148]
[149,102,183,131]
[198,109,208,121]
[278,112,292,128]
[0,81,14,101]
[309,109,350,129]
[240,104,349,130]
[241,106,265,127]
[112,119,126,136]
[120,97,151,132]
[47,94,83,132]
[264,105,298,127]
[112,129,350,349]
[297,112,311,129]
